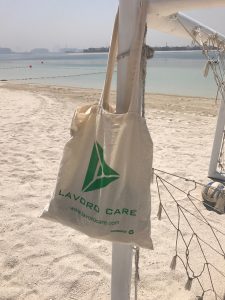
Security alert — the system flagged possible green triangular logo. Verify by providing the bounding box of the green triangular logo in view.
[82,142,119,192]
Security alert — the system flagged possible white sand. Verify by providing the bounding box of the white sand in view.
[0,83,224,300]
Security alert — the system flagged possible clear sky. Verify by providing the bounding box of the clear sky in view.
[0,0,225,52]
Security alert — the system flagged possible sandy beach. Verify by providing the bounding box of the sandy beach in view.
[0,83,224,300]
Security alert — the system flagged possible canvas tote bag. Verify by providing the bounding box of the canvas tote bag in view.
[41,1,153,249]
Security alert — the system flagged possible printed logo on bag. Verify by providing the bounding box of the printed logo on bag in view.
[82,142,119,192]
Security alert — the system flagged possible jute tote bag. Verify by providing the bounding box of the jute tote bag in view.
[41,1,153,249]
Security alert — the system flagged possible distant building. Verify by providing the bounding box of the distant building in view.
[153,45,202,51]
[0,48,13,54]
[60,48,82,53]
[30,48,49,54]
[83,47,109,53]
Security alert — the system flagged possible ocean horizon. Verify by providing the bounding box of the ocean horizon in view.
[0,50,217,98]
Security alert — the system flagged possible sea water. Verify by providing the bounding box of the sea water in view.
[0,51,217,98]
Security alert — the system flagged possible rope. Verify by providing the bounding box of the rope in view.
[154,169,225,234]
[140,26,154,117]
[154,169,225,299]
[0,71,111,82]
[163,14,225,182]
[141,44,151,118]
[176,15,225,103]
[0,66,30,70]
[134,246,140,300]
[154,168,225,215]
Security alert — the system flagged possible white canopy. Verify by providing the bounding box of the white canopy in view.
[146,0,225,45]
[148,12,225,46]
[147,0,225,17]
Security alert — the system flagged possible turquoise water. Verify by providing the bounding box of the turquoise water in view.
[0,51,217,97]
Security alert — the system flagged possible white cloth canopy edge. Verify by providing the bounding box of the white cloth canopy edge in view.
[147,0,225,17]
[147,12,225,45]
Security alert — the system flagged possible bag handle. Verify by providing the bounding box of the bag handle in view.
[99,10,119,110]
[99,1,148,113]
[126,0,148,113]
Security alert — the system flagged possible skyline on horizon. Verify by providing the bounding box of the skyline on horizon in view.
[0,0,225,52]
[0,44,207,54]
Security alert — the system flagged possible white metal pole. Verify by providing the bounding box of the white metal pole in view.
[208,95,225,181]
[111,0,141,299]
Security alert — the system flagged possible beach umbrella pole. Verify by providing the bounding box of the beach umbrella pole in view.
[111,0,141,299]
[208,95,225,180]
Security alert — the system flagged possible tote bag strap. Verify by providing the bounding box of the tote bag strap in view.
[99,10,119,109]
[99,1,148,113]
[126,0,148,113]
